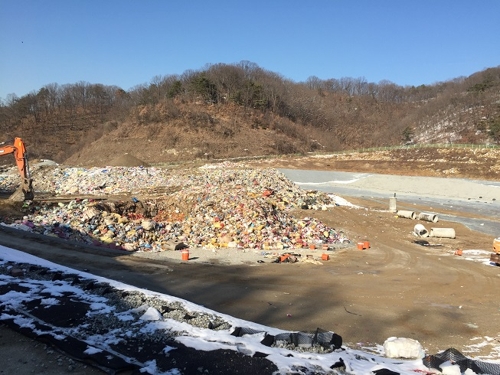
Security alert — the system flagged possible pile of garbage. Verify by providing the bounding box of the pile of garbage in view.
[1,162,350,252]
[1,163,172,196]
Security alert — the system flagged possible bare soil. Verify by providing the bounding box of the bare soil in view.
[247,147,500,181]
[1,149,499,374]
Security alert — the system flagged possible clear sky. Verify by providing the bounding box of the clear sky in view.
[1,0,499,100]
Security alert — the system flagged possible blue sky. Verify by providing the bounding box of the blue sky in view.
[1,0,499,100]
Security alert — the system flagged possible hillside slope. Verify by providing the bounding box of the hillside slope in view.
[1,64,499,165]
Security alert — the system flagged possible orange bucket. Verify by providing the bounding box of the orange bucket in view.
[494,238,500,253]
[309,244,316,250]
[181,249,189,261]
[363,241,370,249]
[455,249,463,256]
[321,254,329,261]
[357,242,364,250]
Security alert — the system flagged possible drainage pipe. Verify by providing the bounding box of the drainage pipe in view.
[397,210,416,220]
[418,212,439,223]
[414,224,429,237]
[429,228,456,238]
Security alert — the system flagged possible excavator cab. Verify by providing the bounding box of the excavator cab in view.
[0,137,34,201]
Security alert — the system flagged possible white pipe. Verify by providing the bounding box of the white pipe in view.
[429,228,456,238]
[414,224,429,237]
[397,210,416,220]
[418,212,439,223]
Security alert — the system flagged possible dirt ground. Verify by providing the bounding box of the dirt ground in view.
[246,147,500,181]
[1,150,499,374]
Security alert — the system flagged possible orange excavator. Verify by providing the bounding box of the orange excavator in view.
[0,137,34,200]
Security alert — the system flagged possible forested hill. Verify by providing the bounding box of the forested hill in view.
[1,62,499,166]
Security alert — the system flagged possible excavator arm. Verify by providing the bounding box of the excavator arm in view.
[0,137,34,200]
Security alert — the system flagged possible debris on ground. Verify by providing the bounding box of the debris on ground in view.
[1,163,351,253]
[490,253,500,266]
[493,237,500,253]
[383,337,424,359]
[413,240,443,247]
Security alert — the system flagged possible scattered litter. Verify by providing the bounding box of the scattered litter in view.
[344,306,361,316]
[0,163,351,253]
[493,237,500,253]
[413,240,443,247]
[490,253,500,266]
[175,242,189,251]
[356,240,370,250]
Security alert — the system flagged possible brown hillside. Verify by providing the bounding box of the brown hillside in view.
[64,103,323,167]
[1,64,499,166]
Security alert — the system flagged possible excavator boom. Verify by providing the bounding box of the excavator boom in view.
[0,137,34,200]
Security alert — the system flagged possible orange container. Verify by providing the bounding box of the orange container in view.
[181,249,189,261]
[322,244,329,250]
[357,242,364,250]
[309,244,316,250]
[494,238,500,253]
[321,254,329,261]
[363,241,370,249]
[455,249,463,256]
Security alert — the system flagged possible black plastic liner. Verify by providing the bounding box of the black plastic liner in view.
[231,326,343,350]
[423,348,500,374]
